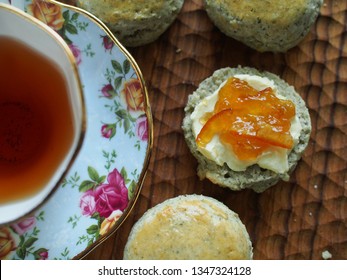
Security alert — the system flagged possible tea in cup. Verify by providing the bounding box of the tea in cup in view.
[0,3,85,225]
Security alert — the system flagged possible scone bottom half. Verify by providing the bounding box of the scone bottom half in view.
[182,67,312,193]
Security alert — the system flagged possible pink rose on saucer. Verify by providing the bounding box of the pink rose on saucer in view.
[101,35,114,53]
[11,216,36,235]
[38,250,49,260]
[101,84,115,99]
[94,169,128,218]
[80,190,96,217]
[136,116,148,141]
[101,124,116,139]
[69,44,82,65]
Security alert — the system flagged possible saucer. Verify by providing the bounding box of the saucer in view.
[0,0,152,260]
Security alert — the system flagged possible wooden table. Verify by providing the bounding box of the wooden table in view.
[63,0,347,260]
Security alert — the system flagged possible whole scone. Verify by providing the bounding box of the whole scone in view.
[203,0,323,52]
[182,67,311,193]
[76,0,184,47]
[124,194,253,260]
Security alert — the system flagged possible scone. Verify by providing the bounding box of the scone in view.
[76,0,184,47]
[182,67,311,193]
[123,194,253,260]
[203,0,323,52]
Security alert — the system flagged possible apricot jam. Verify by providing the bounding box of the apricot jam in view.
[196,77,296,161]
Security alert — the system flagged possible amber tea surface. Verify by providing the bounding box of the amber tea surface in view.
[0,36,74,204]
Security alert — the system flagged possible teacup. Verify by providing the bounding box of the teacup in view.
[0,3,85,225]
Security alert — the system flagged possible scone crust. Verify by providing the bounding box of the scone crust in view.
[77,0,184,47]
[123,194,253,260]
[182,67,311,193]
[203,0,323,52]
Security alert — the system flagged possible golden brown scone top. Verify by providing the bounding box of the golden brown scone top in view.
[125,196,252,260]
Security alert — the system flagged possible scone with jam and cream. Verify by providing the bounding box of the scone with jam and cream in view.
[123,195,253,260]
[182,67,311,193]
